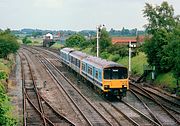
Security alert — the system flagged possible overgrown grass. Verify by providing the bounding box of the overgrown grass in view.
[81,47,96,56]
[0,59,10,74]
[117,52,148,75]
[0,58,17,125]
[18,37,43,46]
[154,72,177,92]
[51,42,64,49]
[28,37,43,46]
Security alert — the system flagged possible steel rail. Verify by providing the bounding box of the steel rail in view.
[24,89,55,125]
[38,54,113,126]
[21,49,75,125]
[130,89,163,126]
[19,52,47,126]
[20,51,47,125]
[39,93,76,126]
[130,82,180,125]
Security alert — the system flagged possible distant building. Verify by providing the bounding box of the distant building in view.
[53,32,60,42]
[111,36,145,46]
[44,33,53,40]
[43,33,55,47]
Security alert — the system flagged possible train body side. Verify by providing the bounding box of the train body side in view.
[69,51,88,74]
[59,48,74,66]
[60,48,129,98]
[81,56,129,97]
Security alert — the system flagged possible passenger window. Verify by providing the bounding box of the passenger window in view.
[82,63,86,71]
[88,66,92,75]
[95,70,98,79]
[71,56,73,63]
[77,60,80,68]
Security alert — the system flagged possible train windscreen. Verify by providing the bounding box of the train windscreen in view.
[104,67,128,79]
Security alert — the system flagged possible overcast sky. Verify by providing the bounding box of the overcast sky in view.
[0,0,179,31]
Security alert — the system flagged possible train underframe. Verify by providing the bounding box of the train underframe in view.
[103,87,127,99]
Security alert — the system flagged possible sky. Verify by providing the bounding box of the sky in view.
[0,0,180,31]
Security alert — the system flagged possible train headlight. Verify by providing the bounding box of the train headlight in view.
[104,85,109,90]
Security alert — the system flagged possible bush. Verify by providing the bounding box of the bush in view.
[112,54,120,62]
[107,44,128,57]
[0,71,7,80]
[25,40,32,44]
[33,41,39,44]
[22,37,32,44]
[65,34,86,47]
[0,30,20,59]
[100,51,110,59]
[108,54,119,62]
[0,83,17,126]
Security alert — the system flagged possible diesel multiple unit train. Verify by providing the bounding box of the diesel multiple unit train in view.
[60,48,129,99]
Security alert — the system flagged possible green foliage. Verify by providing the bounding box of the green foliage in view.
[0,29,20,59]
[79,40,93,50]
[100,51,110,59]
[65,34,86,47]
[143,2,178,34]
[118,52,148,75]
[0,71,7,80]
[90,28,112,56]
[108,54,119,62]
[107,44,128,57]
[154,72,177,92]
[166,24,180,80]
[32,31,42,38]
[33,41,39,44]
[26,40,32,44]
[99,28,112,53]
[22,37,27,44]
[0,83,17,125]
[143,29,172,72]
[22,36,32,44]
[143,2,180,72]
[143,1,180,87]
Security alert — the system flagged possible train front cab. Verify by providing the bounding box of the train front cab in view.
[102,66,129,98]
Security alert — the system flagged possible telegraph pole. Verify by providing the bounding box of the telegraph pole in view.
[128,41,132,77]
[96,26,99,57]
[128,41,136,78]
[96,25,102,57]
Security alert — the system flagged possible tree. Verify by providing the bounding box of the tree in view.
[143,2,178,34]
[0,29,20,59]
[143,1,180,72]
[99,28,112,53]
[32,31,42,38]
[65,34,86,47]
[22,36,27,44]
[107,44,128,57]
[165,24,180,82]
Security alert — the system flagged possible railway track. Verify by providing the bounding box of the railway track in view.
[22,46,180,126]
[36,54,113,126]
[143,84,180,101]
[128,89,163,125]
[111,101,160,126]
[31,47,160,126]
[19,50,75,126]
[130,82,180,126]
[19,52,47,125]
[142,85,180,113]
